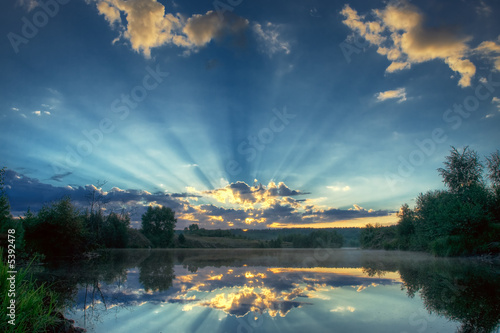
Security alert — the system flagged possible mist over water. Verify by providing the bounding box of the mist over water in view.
[38,249,500,333]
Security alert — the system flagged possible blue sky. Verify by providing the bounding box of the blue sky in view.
[1,0,500,228]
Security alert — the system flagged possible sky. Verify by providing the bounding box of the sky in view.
[1,0,500,229]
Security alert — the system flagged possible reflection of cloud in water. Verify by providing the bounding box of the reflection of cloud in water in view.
[198,286,310,317]
[73,265,401,319]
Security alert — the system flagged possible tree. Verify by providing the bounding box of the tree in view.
[0,167,12,228]
[24,197,90,258]
[102,211,130,248]
[486,150,500,187]
[85,181,109,241]
[396,203,415,250]
[437,146,483,195]
[141,206,177,248]
[188,223,199,233]
[486,150,500,222]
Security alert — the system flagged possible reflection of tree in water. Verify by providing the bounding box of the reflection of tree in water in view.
[398,261,500,333]
[37,250,152,328]
[139,250,175,292]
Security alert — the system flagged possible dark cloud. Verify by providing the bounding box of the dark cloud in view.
[4,170,392,229]
[49,171,72,182]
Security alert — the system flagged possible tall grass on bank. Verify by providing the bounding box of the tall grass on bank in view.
[0,251,59,332]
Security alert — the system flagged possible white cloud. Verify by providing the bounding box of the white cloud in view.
[375,88,407,103]
[11,107,19,112]
[31,110,51,116]
[341,1,478,87]
[16,0,39,11]
[492,96,500,110]
[95,0,248,58]
[326,185,351,192]
[253,22,291,57]
[476,39,500,72]
[331,306,356,313]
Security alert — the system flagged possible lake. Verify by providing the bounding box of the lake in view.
[38,249,500,333]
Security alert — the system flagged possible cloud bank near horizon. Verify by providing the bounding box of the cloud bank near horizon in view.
[3,169,392,229]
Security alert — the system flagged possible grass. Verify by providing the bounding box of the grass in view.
[0,250,60,333]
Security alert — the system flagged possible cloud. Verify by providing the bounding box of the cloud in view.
[253,22,291,56]
[493,96,500,107]
[375,88,407,103]
[341,1,477,87]
[31,110,51,116]
[485,96,500,118]
[4,170,391,229]
[331,306,356,313]
[16,0,39,11]
[199,286,307,317]
[3,170,197,223]
[11,107,19,112]
[95,0,248,58]
[50,172,72,182]
[183,11,248,47]
[475,39,500,72]
[327,185,351,192]
[476,0,492,16]
[203,181,308,207]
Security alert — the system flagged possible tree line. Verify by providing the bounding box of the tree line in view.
[360,147,500,256]
[0,171,178,260]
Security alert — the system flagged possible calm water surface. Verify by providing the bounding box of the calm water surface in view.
[40,249,500,333]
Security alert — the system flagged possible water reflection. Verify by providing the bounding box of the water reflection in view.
[40,249,500,333]
[398,261,500,333]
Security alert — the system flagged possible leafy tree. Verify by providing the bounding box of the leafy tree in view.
[188,223,199,233]
[102,211,130,248]
[141,206,177,248]
[396,203,415,250]
[437,146,483,195]
[486,150,500,222]
[24,197,90,258]
[486,150,500,187]
[84,210,105,249]
[359,224,397,249]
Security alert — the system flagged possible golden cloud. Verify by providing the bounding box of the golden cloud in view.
[95,0,248,58]
[341,1,478,87]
